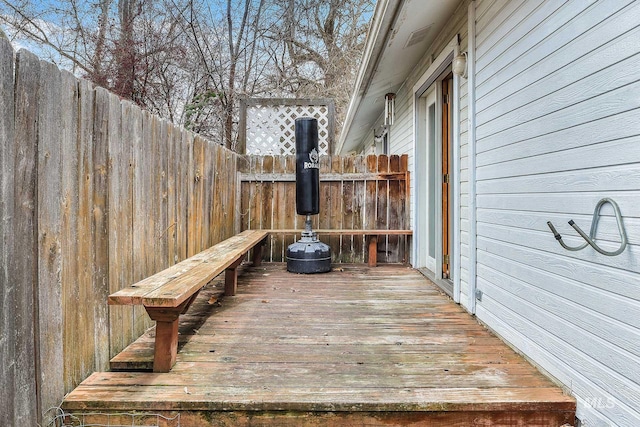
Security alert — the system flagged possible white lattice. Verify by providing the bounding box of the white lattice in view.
[246,104,330,155]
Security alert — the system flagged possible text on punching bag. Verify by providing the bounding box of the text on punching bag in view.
[304,148,320,169]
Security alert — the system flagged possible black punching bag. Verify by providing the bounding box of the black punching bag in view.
[295,118,320,215]
[286,117,331,274]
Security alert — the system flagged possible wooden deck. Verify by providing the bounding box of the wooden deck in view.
[62,264,575,426]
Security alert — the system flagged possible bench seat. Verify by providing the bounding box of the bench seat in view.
[109,229,268,372]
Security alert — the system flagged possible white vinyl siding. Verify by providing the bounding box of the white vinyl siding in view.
[385,0,471,288]
[387,83,414,223]
[472,1,640,426]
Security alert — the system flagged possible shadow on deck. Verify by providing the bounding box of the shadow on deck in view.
[62,264,575,426]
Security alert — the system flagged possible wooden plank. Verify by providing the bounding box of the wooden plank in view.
[64,408,574,427]
[240,181,252,231]
[110,99,135,354]
[201,138,213,248]
[138,232,267,306]
[239,172,409,182]
[318,156,332,241]
[281,157,297,259]
[108,230,268,307]
[226,151,238,238]
[271,157,287,261]
[37,59,65,421]
[353,156,366,262]
[131,109,154,335]
[82,79,105,385]
[374,156,388,263]
[222,147,233,238]
[65,380,573,411]
[156,118,169,272]
[181,130,193,258]
[388,155,401,263]
[267,230,412,236]
[88,85,109,373]
[77,80,100,376]
[190,135,205,254]
[59,69,80,393]
[341,156,355,262]
[328,156,342,260]
[261,156,276,260]
[364,156,378,244]
[167,123,178,266]
[0,38,16,425]
[137,110,156,279]
[210,144,221,244]
[261,155,274,174]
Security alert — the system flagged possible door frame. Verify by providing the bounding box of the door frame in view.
[412,36,461,302]
[414,87,439,273]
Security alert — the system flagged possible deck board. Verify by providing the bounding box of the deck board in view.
[63,264,575,426]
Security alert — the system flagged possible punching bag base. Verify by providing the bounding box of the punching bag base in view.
[286,235,331,274]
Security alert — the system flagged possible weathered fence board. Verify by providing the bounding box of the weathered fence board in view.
[156,118,169,278]
[12,49,40,426]
[167,123,178,266]
[113,100,136,354]
[0,38,16,425]
[37,59,66,421]
[89,84,108,374]
[60,68,81,393]
[238,154,411,263]
[1,44,240,424]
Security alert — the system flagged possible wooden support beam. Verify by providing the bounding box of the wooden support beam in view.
[145,307,180,373]
[151,319,178,373]
[225,258,245,297]
[252,238,266,267]
[368,235,378,267]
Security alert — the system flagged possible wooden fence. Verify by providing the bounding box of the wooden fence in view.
[0,40,412,425]
[0,41,239,425]
[238,154,411,263]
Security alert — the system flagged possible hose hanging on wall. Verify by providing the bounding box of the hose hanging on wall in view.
[547,198,628,256]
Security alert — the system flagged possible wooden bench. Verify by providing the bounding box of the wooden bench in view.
[108,230,268,372]
[269,229,413,267]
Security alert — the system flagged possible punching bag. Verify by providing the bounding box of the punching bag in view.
[286,117,331,274]
[295,117,320,215]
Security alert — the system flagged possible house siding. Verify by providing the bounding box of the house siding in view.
[472,1,640,426]
[383,0,471,294]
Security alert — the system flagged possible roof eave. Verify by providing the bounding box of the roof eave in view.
[336,0,403,154]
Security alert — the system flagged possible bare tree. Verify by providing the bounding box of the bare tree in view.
[0,0,374,150]
[0,0,192,117]
[273,0,373,133]
[167,0,272,149]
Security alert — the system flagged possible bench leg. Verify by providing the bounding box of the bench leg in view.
[367,235,378,267]
[252,238,266,267]
[225,258,244,296]
[145,307,183,373]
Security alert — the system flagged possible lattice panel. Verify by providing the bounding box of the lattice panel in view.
[246,104,331,155]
